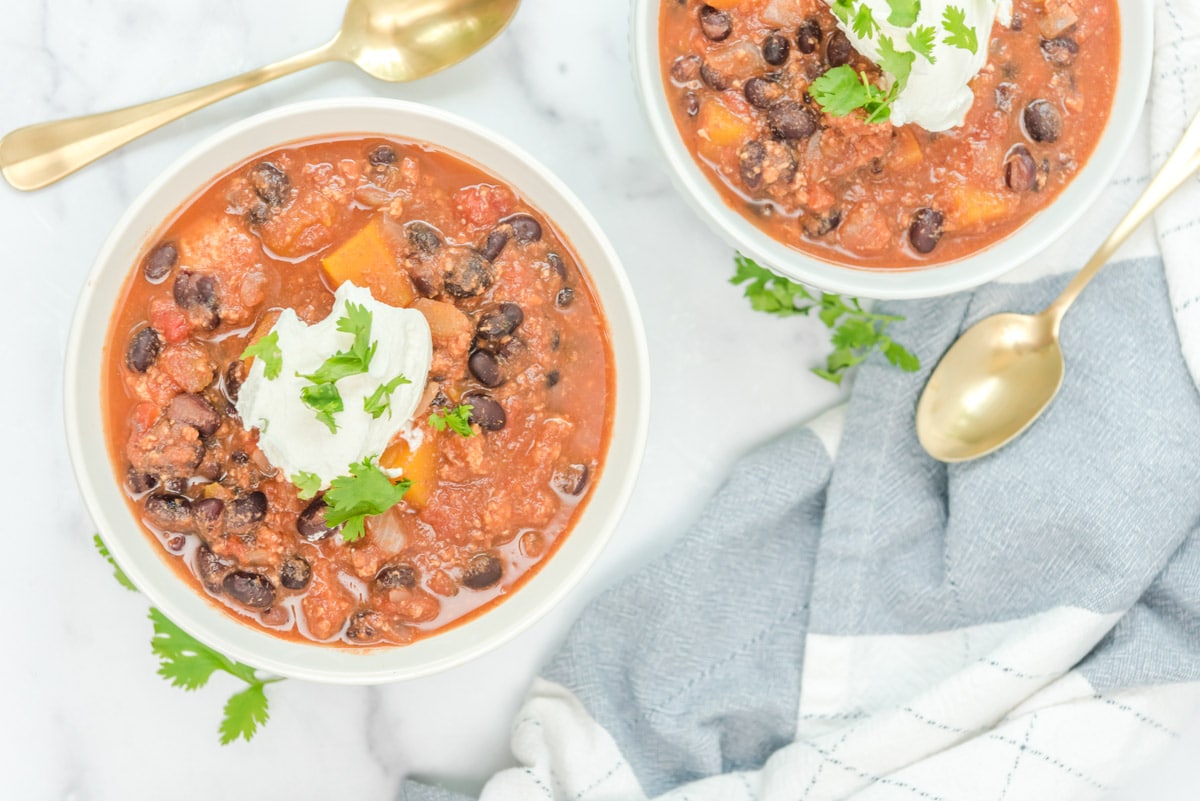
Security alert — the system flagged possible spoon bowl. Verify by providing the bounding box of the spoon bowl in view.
[335,0,521,82]
[916,313,1064,463]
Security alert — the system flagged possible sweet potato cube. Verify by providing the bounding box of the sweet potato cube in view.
[951,186,1016,229]
[698,102,752,148]
[381,438,437,509]
[889,128,924,171]
[320,215,416,307]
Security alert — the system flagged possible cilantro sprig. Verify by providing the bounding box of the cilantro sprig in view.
[364,374,412,419]
[811,66,897,124]
[323,457,412,543]
[941,6,978,54]
[291,471,322,500]
[296,302,377,432]
[241,331,282,380]
[92,534,282,745]
[300,382,344,434]
[730,254,920,385]
[429,403,475,438]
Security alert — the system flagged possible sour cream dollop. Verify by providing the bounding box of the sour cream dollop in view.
[235,282,432,486]
[829,0,1012,131]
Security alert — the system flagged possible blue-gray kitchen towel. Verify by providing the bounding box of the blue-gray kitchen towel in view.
[403,256,1200,801]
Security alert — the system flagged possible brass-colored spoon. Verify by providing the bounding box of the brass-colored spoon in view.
[0,0,520,191]
[917,108,1200,463]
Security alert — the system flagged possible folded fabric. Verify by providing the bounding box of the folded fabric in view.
[403,1,1200,798]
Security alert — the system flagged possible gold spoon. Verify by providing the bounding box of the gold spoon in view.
[916,108,1200,463]
[0,0,520,191]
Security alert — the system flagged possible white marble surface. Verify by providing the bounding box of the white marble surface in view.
[0,1,1195,798]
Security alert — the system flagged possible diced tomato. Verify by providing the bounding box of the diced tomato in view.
[452,184,515,228]
[149,299,191,344]
[130,402,160,435]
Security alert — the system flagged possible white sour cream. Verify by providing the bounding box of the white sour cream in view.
[828,0,1012,131]
[235,282,432,487]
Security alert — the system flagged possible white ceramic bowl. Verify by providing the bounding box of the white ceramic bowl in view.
[66,98,650,684]
[632,0,1152,300]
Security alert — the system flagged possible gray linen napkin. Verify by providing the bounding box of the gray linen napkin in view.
[403,256,1200,801]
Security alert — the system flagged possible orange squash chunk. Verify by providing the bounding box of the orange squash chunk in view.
[320,216,416,307]
[381,437,437,509]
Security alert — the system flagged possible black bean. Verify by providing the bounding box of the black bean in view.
[553,464,590,496]
[224,360,247,403]
[797,18,822,54]
[195,544,230,592]
[547,253,567,281]
[551,331,561,351]
[345,611,379,642]
[803,209,843,238]
[191,497,225,535]
[468,349,503,388]
[1005,145,1038,192]
[497,336,525,360]
[462,553,503,590]
[125,327,161,373]
[231,450,250,465]
[226,491,267,535]
[739,141,767,190]
[698,5,732,41]
[166,393,220,437]
[556,287,575,309]
[280,555,312,591]
[443,250,494,299]
[909,208,945,254]
[222,571,276,610]
[407,221,443,255]
[1040,37,1078,67]
[173,271,220,330]
[744,77,784,109]
[826,30,853,67]
[546,370,560,388]
[685,92,701,117]
[163,477,190,495]
[127,468,158,494]
[699,62,730,91]
[482,228,510,261]
[297,495,337,541]
[671,54,702,83]
[144,493,192,530]
[1024,100,1063,143]
[463,393,506,431]
[143,241,178,282]
[1011,12,1025,31]
[246,200,271,226]
[995,82,1017,113]
[166,535,186,552]
[249,162,289,207]
[769,101,818,140]
[505,214,543,243]
[762,33,790,65]
[376,564,417,590]
[368,144,398,165]
[475,302,524,341]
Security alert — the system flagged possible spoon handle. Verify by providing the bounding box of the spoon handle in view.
[1048,108,1200,328]
[0,42,335,192]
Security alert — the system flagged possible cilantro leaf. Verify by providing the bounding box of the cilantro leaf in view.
[291,471,322,500]
[299,302,378,386]
[886,0,921,26]
[323,458,412,543]
[241,331,282,380]
[831,0,855,24]
[852,3,879,39]
[300,383,343,434]
[811,66,895,124]
[363,374,413,419]
[93,533,137,592]
[907,25,938,63]
[878,35,916,88]
[219,683,271,745]
[942,5,978,54]
[428,403,476,438]
[731,254,921,385]
[150,608,229,690]
[299,352,374,386]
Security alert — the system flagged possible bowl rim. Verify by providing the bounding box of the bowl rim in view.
[65,97,651,684]
[630,0,1154,300]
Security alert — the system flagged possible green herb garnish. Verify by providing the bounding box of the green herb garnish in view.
[907,24,938,63]
[291,471,322,500]
[831,0,855,24]
[91,534,282,745]
[852,3,880,39]
[730,254,920,385]
[323,457,412,543]
[810,66,897,124]
[886,0,921,27]
[240,331,282,380]
[298,302,377,386]
[300,382,344,434]
[942,5,978,54]
[428,403,475,438]
[363,374,413,420]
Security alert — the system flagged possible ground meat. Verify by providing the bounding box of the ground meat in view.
[126,418,205,480]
